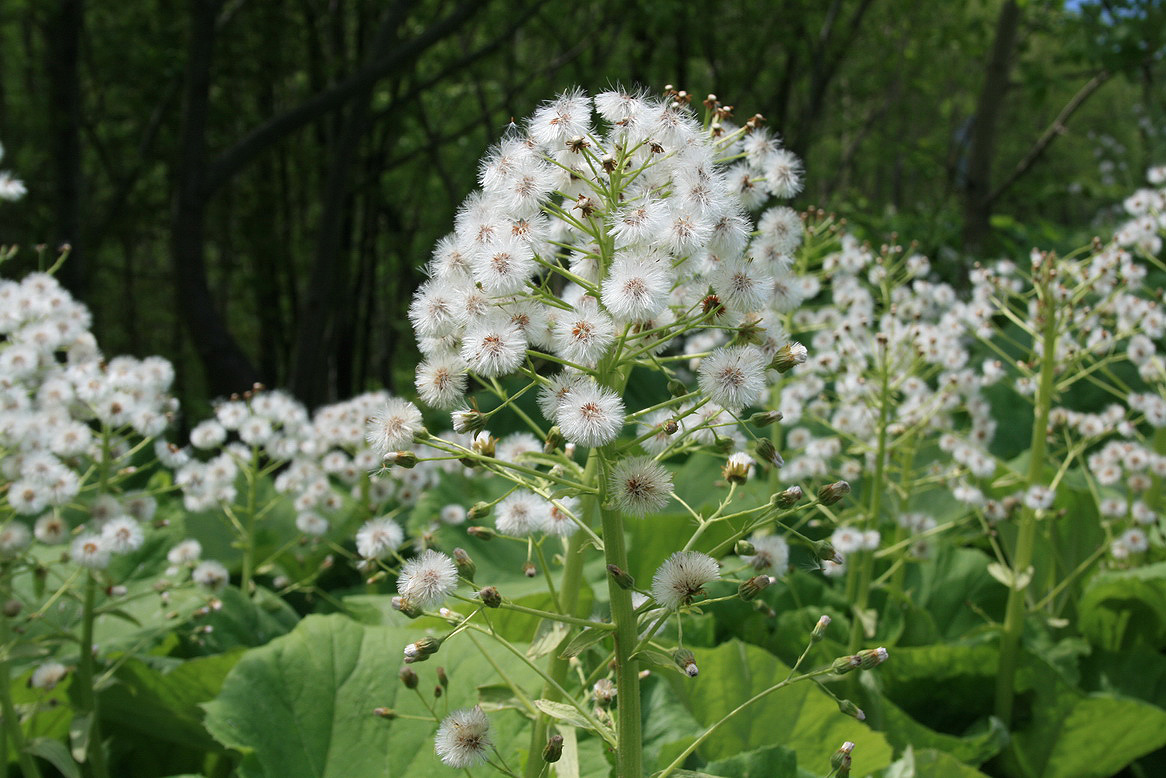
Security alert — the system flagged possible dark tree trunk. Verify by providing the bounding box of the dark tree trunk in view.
[171,0,262,398]
[961,0,1021,254]
[45,0,85,297]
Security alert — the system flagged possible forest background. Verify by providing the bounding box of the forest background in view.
[0,0,1161,415]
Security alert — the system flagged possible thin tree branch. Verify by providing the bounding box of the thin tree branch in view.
[988,69,1111,204]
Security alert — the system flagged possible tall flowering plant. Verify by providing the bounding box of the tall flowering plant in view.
[359,87,887,777]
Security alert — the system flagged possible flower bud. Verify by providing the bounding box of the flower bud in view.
[673,648,699,678]
[837,699,865,721]
[607,564,635,590]
[738,575,773,601]
[523,561,537,578]
[753,438,785,468]
[748,410,784,427]
[3,599,22,618]
[769,341,808,373]
[433,684,443,699]
[468,502,492,521]
[723,452,754,484]
[452,409,487,434]
[593,679,617,706]
[544,426,565,453]
[817,480,851,506]
[771,485,803,507]
[856,646,889,669]
[412,428,431,443]
[373,707,398,719]
[466,525,495,541]
[391,596,423,619]
[735,540,756,556]
[403,636,442,664]
[831,654,862,675]
[399,667,419,689]
[812,540,844,565]
[811,614,831,642]
[831,741,855,774]
[385,451,417,468]
[452,548,476,582]
[667,379,689,398]
[436,666,449,688]
[478,586,502,608]
[543,734,564,763]
[472,431,497,458]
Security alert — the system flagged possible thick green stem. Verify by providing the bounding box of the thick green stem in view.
[847,339,891,654]
[597,448,643,778]
[995,271,1058,726]
[77,574,109,778]
[521,456,595,778]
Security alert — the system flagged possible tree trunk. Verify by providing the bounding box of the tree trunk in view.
[961,0,1021,254]
[171,0,262,398]
[45,0,85,297]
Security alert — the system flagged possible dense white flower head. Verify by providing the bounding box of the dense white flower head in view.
[356,517,404,560]
[434,706,492,768]
[556,383,625,448]
[608,456,673,517]
[652,550,720,609]
[364,398,423,458]
[396,549,459,610]
[698,345,767,410]
[495,490,549,536]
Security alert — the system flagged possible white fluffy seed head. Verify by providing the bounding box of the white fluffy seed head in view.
[460,314,527,378]
[698,345,767,410]
[556,383,625,448]
[494,490,550,536]
[415,354,468,410]
[356,517,404,559]
[652,551,720,610]
[364,398,423,458]
[434,706,492,768]
[397,549,459,610]
[608,456,673,517]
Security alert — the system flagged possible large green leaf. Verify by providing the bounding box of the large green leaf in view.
[203,614,541,778]
[1078,562,1166,651]
[701,743,805,778]
[666,639,893,773]
[100,650,243,751]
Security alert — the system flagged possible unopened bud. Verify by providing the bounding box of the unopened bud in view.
[3,599,21,618]
[837,699,865,721]
[373,707,398,719]
[468,502,492,521]
[543,734,564,763]
[738,575,773,601]
[748,410,784,427]
[735,540,756,556]
[412,428,431,442]
[770,486,800,508]
[544,426,565,453]
[673,648,699,677]
[452,548,476,582]
[753,438,785,468]
[403,636,442,664]
[478,586,502,608]
[399,667,419,689]
[813,540,844,565]
[769,341,808,373]
[831,655,863,675]
[391,596,423,619]
[607,564,635,590]
[817,480,851,506]
[831,741,855,773]
[437,666,449,688]
[812,614,831,642]
[667,379,689,397]
[385,451,417,468]
[523,561,537,578]
[466,525,495,541]
[433,684,443,699]
[856,646,889,669]
[754,601,777,618]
